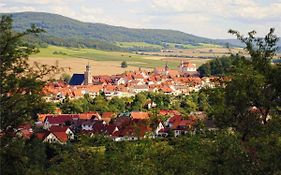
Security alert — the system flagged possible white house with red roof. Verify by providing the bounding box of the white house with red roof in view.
[179,61,197,72]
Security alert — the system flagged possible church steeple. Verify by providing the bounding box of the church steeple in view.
[84,62,92,85]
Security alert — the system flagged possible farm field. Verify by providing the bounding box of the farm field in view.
[115,42,163,49]
[143,47,247,59]
[29,45,218,76]
[115,41,222,50]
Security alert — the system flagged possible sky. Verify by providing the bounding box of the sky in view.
[0,0,280,39]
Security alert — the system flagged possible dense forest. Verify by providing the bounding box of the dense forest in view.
[1,15,281,175]
[0,12,233,51]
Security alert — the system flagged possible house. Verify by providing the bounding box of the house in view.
[91,121,108,135]
[80,120,97,131]
[179,61,197,72]
[49,125,75,140]
[165,115,182,127]
[36,125,75,144]
[131,85,149,94]
[111,122,152,141]
[43,132,69,144]
[172,120,195,137]
[114,77,127,85]
[16,123,33,139]
[154,122,168,137]
[43,114,79,129]
[106,124,119,136]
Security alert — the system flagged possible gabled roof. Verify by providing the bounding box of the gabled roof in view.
[45,114,79,124]
[36,132,49,140]
[49,125,70,132]
[130,112,150,120]
[159,110,181,116]
[106,124,118,135]
[69,74,84,85]
[102,112,116,123]
[92,122,107,134]
[168,115,183,123]
[52,132,68,143]
[79,112,101,120]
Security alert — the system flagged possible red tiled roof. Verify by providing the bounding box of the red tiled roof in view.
[130,112,150,120]
[106,124,118,135]
[52,132,68,143]
[19,129,33,139]
[45,114,79,124]
[182,62,196,68]
[160,86,173,93]
[159,110,181,116]
[168,115,183,123]
[49,125,70,132]
[79,112,101,120]
[36,132,49,140]
[102,112,115,118]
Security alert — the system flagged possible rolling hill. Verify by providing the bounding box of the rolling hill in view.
[2,12,280,52]
[1,12,228,51]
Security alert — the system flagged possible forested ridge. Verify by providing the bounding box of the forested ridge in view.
[1,12,229,50]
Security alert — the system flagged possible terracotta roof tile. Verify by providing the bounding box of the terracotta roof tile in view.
[130,112,150,120]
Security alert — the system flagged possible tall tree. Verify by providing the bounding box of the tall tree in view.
[0,15,58,130]
[214,28,280,140]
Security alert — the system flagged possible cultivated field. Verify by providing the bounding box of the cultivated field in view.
[29,45,227,77]
[143,47,247,59]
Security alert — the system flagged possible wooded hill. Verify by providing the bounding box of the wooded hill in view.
[2,12,229,51]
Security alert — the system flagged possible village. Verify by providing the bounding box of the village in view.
[15,61,220,144]
[43,61,218,101]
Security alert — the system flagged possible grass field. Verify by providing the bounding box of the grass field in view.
[29,45,215,76]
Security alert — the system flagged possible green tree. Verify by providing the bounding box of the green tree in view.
[108,97,126,112]
[59,97,84,114]
[213,28,280,140]
[0,15,58,130]
[121,60,128,68]
[60,73,71,83]
[131,93,147,111]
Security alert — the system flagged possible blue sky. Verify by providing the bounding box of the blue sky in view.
[0,0,280,39]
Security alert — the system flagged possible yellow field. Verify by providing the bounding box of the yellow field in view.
[28,57,151,77]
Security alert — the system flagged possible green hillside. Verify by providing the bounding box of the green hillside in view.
[2,12,226,51]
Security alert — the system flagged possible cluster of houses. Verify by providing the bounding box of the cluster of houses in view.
[43,61,218,102]
[15,110,214,144]
[11,61,223,144]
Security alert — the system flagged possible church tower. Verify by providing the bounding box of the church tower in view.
[84,63,92,85]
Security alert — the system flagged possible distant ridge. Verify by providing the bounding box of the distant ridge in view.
[3,12,278,51]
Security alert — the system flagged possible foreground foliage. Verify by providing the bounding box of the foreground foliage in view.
[1,131,281,175]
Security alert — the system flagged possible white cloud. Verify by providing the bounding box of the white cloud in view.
[6,0,67,5]
[0,0,280,38]
[80,6,104,15]
[0,5,35,12]
[151,0,281,21]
